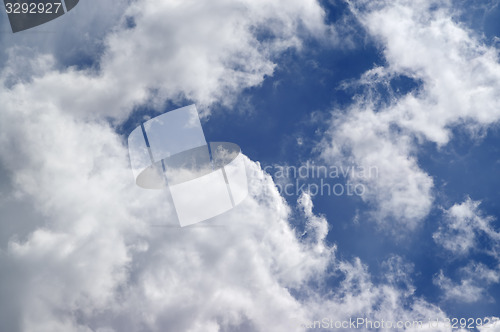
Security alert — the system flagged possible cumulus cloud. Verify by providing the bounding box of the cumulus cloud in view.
[0,95,324,330]
[0,1,338,330]
[0,90,449,331]
[0,1,349,330]
[0,103,449,330]
[1,0,331,122]
[2,0,497,330]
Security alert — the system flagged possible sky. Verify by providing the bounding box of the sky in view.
[0,0,500,331]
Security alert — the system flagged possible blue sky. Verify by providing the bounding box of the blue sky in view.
[1,0,500,331]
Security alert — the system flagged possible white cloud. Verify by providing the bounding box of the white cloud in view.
[434,270,485,303]
[2,0,497,329]
[321,105,434,230]
[0,97,450,330]
[320,0,500,230]
[433,198,500,255]
[478,317,500,332]
[432,198,500,303]
[433,260,500,303]
[1,0,332,122]
[0,2,343,329]
[0,0,130,65]
[301,256,451,332]
[0,98,318,330]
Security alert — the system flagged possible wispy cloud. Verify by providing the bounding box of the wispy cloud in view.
[320,0,500,231]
